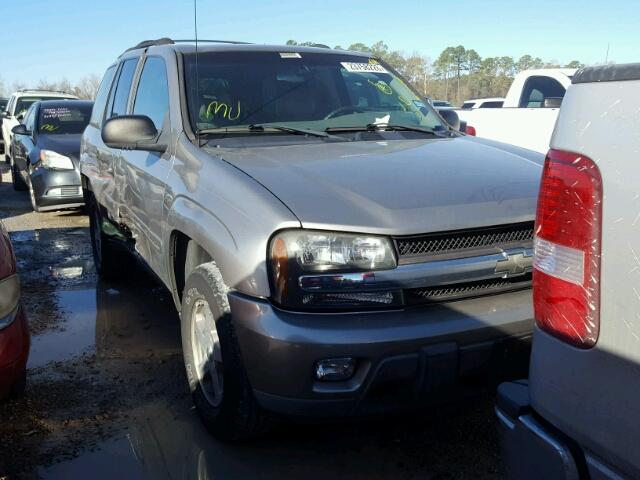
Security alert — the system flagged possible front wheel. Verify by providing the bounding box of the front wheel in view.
[27,173,42,212]
[11,159,27,191]
[181,263,273,441]
[87,193,133,281]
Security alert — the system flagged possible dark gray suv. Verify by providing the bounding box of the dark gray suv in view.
[81,38,542,440]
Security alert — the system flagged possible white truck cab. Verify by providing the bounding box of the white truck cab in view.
[457,69,576,153]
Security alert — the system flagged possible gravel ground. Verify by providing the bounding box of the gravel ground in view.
[0,162,506,480]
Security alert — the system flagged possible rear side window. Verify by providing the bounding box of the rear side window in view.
[90,66,117,127]
[108,58,138,119]
[519,76,566,108]
[461,102,475,109]
[133,57,169,130]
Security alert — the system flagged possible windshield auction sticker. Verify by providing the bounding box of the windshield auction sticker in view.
[341,62,389,74]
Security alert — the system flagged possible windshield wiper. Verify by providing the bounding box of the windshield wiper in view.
[198,124,343,140]
[326,124,442,135]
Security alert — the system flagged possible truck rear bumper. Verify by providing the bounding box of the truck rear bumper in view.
[229,289,533,417]
[496,381,624,480]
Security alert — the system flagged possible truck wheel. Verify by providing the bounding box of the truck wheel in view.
[11,161,27,191]
[88,193,131,281]
[181,263,273,441]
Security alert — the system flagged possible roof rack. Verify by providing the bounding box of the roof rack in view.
[17,89,73,95]
[122,37,252,55]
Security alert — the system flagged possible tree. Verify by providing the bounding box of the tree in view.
[516,55,543,72]
[73,75,102,99]
[565,60,584,69]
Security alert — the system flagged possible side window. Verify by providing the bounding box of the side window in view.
[7,97,15,115]
[519,76,566,108]
[90,65,117,128]
[133,57,169,130]
[25,105,36,132]
[108,58,138,119]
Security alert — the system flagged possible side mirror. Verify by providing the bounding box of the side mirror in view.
[11,124,30,136]
[542,97,563,108]
[438,109,461,131]
[101,115,167,153]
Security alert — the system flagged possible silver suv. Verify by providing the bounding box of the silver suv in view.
[81,38,542,440]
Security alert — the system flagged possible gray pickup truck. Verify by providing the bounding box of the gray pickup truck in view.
[81,38,542,440]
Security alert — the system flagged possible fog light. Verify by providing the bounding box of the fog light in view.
[315,357,356,381]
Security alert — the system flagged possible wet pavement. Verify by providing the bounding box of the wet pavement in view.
[0,163,504,479]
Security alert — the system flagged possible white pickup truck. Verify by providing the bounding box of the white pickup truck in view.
[497,62,640,480]
[457,69,576,153]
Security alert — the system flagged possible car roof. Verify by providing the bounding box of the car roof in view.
[121,39,369,59]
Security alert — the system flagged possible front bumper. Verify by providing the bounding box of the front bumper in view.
[229,289,533,416]
[30,167,84,210]
[0,306,30,399]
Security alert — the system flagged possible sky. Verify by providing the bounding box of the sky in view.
[1,0,638,88]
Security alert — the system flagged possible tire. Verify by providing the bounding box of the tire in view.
[10,370,27,398]
[181,262,273,441]
[11,160,27,191]
[87,192,132,281]
[27,172,42,212]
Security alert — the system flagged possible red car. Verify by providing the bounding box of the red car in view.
[0,220,29,399]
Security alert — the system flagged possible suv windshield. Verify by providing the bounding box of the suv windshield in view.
[38,104,92,134]
[184,51,445,135]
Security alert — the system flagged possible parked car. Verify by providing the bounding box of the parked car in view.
[429,98,454,108]
[82,39,543,440]
[460,97,504,109]
[496,63,640,479]
[457,69,576,153]
[0,220,29,400]
[1,89,78,164]
[0,97,8,156]
[10,99,92,212]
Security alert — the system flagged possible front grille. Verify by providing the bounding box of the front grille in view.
[60,186,80,196]
[395,222,534,261]
[405,274,532,304]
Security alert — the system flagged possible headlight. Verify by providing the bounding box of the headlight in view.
[39,150,74,170]
[0,274,20,330]
[269,230,400,310]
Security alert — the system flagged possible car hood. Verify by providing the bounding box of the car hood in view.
[209,136,543,235]
[38,134,82,162]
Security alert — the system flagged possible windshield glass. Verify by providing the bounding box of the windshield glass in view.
[184,51,444,135]
[16,97,66,117]
[38,104,92,134]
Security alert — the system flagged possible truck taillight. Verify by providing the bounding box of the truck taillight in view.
[533,149,602,348]
[465,125,476,136]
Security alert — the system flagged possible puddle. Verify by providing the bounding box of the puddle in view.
[39,436,147,480]
[28,289,97,369]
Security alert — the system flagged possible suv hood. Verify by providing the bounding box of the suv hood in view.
[211,136,543,235]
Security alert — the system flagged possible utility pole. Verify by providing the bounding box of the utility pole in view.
[605,42,610,64]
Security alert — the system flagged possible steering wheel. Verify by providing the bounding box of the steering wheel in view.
[324,106,380,120]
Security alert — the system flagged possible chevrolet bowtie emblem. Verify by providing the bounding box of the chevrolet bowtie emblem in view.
[495,249,533,278]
